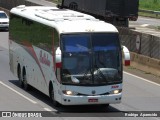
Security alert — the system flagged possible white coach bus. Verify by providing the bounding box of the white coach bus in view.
[9,5,124,107]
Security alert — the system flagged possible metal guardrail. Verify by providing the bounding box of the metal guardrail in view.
[139,9,160,17]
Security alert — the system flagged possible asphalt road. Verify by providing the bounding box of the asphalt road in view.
[0,31,160,119]
[130,16,160,27]
[129,16,160,37]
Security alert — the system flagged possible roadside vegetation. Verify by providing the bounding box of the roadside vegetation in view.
[139,0,160,18]
[139,0,160,11]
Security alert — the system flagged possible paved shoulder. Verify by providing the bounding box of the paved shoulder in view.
[124,66,160,85]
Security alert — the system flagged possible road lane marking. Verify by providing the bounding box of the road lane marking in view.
[140,24,150,27]
[0,81,37,104]
[124,71,160,87]
[43,108,52,111]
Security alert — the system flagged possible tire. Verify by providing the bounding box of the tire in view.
[50,88,59,107]
[124,18,129,27]
[19,75,24,88]
[23,73,30,91]
[17,66,24,88]
[112,17,129,27]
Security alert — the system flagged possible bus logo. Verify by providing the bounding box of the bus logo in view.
[39,50,51,67]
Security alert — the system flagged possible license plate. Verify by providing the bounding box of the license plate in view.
[88,99,98,102]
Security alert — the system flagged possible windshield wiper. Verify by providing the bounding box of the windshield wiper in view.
[94,64,109,83]
[82,67,92,82]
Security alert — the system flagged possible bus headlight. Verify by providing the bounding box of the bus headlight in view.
[110,89,122,94]
[62,90,78,96]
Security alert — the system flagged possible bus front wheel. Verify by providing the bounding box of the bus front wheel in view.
[50,87,59,107]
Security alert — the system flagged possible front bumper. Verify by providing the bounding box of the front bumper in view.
[60,93,122,105]
[0,24,9,30]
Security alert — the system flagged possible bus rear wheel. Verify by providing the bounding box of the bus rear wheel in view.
[17,65,24,88]
[23,68,30,91]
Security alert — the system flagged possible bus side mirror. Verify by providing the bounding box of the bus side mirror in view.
[55,47,62,68]
[122,46,130,66]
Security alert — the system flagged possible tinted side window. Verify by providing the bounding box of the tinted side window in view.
[9,14,54,53]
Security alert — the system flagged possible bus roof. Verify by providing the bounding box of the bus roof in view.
[10,5,118,34]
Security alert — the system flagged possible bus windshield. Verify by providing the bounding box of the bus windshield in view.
[61,33,122,86]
